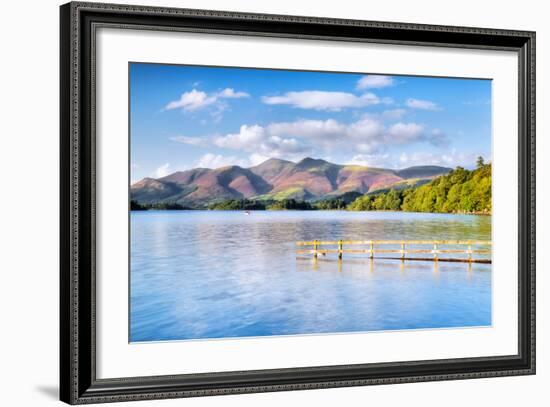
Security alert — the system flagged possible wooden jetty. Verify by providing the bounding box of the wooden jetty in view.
[296,240,492,264]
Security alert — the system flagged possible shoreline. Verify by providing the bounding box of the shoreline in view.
[130,208,492,216]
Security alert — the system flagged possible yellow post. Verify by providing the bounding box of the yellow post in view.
[313,240,318,259]
[468,243,472,262]
[433,243,438,261]
[338,240,343,259]
[401,242,405,260]
[369,242,374,259]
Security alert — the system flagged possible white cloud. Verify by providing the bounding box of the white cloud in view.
[262,90,379,111]
[348,153,391,168]
[217,88,250,98]
[267,119,348,141]
[249,153,272,166]
[356,75,394,89]
[387,122,424,144]
[169,135,207,146]
[166,90,217,111]
[194,153,250,169]
[152,163,172,178]
[214,125,266,150]
[405,98,440,111]
[165,88,249,112]
[348,149,480,170]
[214,124,308,161]
[211,117,446,163]
[387,123,449,146]
[399,150,482,168]
[347,118,386,142]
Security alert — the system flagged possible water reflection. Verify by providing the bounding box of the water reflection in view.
[130,210,491,342]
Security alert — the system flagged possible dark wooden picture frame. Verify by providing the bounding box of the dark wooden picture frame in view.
[60,2,535,404]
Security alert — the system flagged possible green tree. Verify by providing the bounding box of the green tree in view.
[476,156,485,169]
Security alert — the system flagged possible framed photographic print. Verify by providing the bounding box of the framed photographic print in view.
[60,1,536,404]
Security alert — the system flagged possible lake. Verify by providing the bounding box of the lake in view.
[130,210,492,342]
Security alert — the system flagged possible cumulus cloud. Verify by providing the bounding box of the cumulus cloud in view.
[165,88,249,112]
[152,163,172,178]
[262,90,380,111]
[405,98,440,111]
[356,75,394,89]
[249,153,272,166]
[214,124,308,160]
[267,119,349,141]
[194,153,250,169]
[217,88,250,98]
[386,122,424,144]
[165,90,216,111]
[387,123,449,146]
[348,153,391,168]
[212,117,447,163]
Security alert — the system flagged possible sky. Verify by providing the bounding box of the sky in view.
[130,63,492,182]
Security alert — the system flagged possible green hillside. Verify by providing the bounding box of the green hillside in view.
[348,159,491,214]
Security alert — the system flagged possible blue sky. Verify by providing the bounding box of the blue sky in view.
[130,63,491,182]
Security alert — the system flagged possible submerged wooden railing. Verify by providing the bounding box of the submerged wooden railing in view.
[296,240,492,264]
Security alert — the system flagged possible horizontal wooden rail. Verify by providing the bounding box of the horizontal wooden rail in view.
[296,240,492,246]
[296,239,492,263]
[296,249,492,254]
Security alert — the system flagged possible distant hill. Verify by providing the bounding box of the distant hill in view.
[131,157,452,208]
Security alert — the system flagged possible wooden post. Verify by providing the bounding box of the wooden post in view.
[401,242,405,260]
[369,242,374,259]
[313,240,318,259]
[433,243,438,261]
[338,240,343,259]
[468,243,472,262]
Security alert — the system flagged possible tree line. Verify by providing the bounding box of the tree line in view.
[130,201,189,210]
[348,159,491,214]
[208,199,316,210]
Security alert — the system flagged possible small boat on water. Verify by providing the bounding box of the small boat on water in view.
[244,210,251,215]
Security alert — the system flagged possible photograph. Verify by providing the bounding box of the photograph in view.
[129,63,493,343]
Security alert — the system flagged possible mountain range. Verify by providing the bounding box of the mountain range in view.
[130,157,452,208]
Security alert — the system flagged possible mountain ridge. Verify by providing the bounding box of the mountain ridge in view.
[131,157,452,208]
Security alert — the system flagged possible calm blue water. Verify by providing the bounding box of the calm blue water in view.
[130,211,491,342]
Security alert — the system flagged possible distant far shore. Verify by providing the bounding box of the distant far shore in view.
[130,206,491,216]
